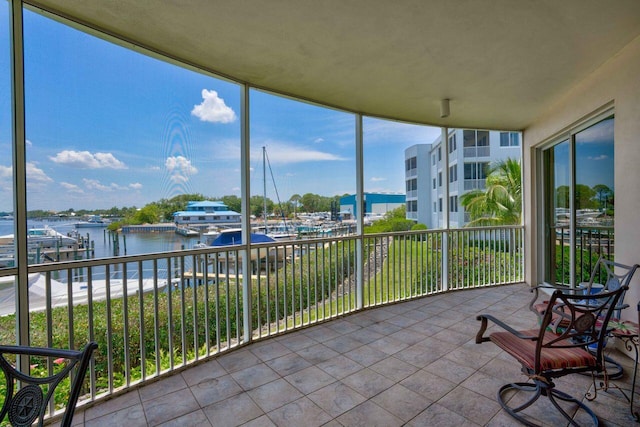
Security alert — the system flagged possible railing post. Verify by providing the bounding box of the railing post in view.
[240,84,252,342]
[355,114,364,309]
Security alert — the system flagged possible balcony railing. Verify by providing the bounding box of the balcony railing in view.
[0,225,523,418]
[464,179,487,190]
[551,225,614,285]
[463,146,490,158]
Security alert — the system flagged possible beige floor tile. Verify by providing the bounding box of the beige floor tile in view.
[437,386,502,426]
[138,374,188,402]
[335,400,404,427]
[266,397,332,427]
[247,378,304,413]
[155,409,212,427]
[307,381,367,417]
[180,358,227,386]
[141,388,200,426]
[369,355,420,382]
[84,403,147,427]
[203,393,265,426]
[284,365,337,394]
[341,367,396,399]
[230,362,280,390]
[83,391,141,421]
[371,383,432,421]
[265,352,312,376]
[69,284,637,427]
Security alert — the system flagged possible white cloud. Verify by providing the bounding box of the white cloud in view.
[314,138,324,143]
[83,178,111,192]
[370,177,386,182]
[588,155,609,161]
[0,163,53,184]
[363,117,441,145]
[25,139,33,146]
[27,162,53,183]
[80,179,132,192]
[166,156,198,184]
[0,165,12,178]
[251,142,347,165]
[60,182,84,194]
[110,183,128,191]
[129,182,143,190]
[191,89,236,123]
[49,150,126,169]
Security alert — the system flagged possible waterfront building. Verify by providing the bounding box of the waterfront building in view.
[340,193,405,222]
[173,201,241,225]
[405,129,521,228]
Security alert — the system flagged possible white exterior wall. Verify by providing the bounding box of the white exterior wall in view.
[427,130,520,229]
[524,35,640,320]
[404,144,432,227]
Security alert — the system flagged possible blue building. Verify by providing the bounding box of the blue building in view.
[339,193,405,221]
[173,201,241,225]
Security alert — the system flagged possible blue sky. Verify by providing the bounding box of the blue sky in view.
[0,7,440,212]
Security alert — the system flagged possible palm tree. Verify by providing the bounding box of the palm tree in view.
[460,158,521,226]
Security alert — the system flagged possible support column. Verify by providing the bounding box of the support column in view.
[441,127,449,291]
[355,114,364,309]
[240,84,252,342]
[10,0,29,349]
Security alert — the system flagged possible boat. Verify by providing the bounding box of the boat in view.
[259,146,297,241]
[210,229,286,264]
[75,215,109,228]
[0,272,172,316]
[202,226,221,245]
[0,226,77,248]
[175,226,199,237]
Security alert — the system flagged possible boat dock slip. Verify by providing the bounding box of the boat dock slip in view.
[121,224,177,233]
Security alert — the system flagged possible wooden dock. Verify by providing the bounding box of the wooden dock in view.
[121,224,177,233]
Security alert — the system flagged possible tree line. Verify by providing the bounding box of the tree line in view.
[28,192,348,227]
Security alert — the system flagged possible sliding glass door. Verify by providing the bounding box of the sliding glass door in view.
[542,115,614,286]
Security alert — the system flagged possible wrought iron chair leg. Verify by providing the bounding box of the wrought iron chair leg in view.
[498,380,600,427]
[548,388,598,427]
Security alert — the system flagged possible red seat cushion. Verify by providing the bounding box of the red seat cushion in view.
[490,329,597,372]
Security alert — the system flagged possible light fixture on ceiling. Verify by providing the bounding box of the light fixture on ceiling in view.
[440,98,450,118]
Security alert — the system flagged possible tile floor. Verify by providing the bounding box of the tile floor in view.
[68,284,640,426]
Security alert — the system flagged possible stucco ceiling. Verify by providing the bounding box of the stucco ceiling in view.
[27,0,640,130]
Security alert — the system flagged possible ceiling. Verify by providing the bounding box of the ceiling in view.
[27,0,640,131]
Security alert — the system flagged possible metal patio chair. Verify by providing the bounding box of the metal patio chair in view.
[0,341,97,427]
[476,285,627,426]
[530,256,639,323]
[529,256,639,379]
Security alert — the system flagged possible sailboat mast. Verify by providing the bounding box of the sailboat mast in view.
[263,146,267,231]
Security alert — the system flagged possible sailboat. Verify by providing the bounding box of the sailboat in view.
[260,146,297,241]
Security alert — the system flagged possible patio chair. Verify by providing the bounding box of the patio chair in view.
[529,257,639,379]
[0,341,98,427]
[476,285,627,426]
[529,256,639,323]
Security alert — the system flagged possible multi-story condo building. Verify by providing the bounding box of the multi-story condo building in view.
[405,129,521,229]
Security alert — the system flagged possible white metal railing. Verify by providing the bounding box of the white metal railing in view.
[0,226,523,417]
[463,146,491,157]
[464,179,487,191]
